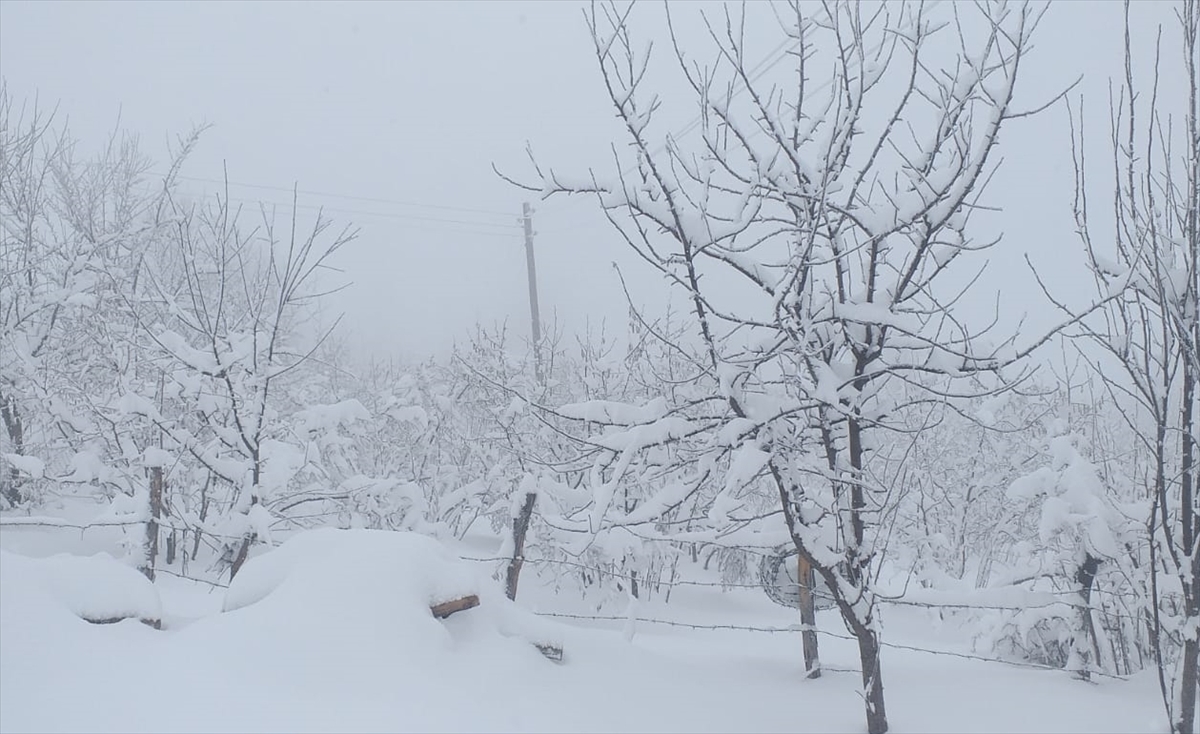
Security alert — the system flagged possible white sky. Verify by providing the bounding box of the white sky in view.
[0,0,1183,364]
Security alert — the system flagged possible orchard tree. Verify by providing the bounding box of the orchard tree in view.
[0,85,214,581]
[132,182,356,579]
[504,2,1062,731]
[0,84,178,509]
[1041,2,1199,730]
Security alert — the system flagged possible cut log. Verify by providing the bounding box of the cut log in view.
[430,594,479,619]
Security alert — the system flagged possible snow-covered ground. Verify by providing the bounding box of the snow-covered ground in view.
[0,524,1170,734]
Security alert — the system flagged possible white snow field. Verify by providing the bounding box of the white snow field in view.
[0,525,1169,734]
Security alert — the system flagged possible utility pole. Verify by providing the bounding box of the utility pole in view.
[522,202,543,383]
[507,205,542,603]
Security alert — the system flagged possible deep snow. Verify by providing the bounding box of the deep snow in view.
[0,524,1171,734]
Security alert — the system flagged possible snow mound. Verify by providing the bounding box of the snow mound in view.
[224,527,477,614]
[220,528,562,658]
[0,549,162,625]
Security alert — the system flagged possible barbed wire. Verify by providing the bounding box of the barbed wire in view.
[462,554,770,590]
[532,611,1131,680]
[97,547,1144,681]
[135,553,1144,617]
[154,567,228,589]
[5,516,1157,626]
[0,514,248,542]
[461,554,1151,620]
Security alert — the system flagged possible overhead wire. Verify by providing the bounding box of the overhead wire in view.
[142,2,948,242]
[138,182,523,239]
[154,172,516,219]
[135,8,830,234]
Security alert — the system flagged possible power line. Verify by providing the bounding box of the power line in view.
[151,172,517,220]
[239,198,522,232]
[140,183,522,237]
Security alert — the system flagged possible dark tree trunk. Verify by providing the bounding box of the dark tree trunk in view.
[228,491,258,582]
[229,535,252,580]
[505,491,537,601]
[1074,553,1103,680]
[1174,346,1196,734]
[1178,628,1198,734]
[1,393,26,506]
[857,625,888,734]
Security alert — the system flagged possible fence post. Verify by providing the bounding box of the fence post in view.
[505,491,537,601]
[799,553,821,678]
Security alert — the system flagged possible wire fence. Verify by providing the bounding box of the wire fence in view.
[460,554,1146,618]
[150,556,1128,680]
[6,512,1142,616]
[528,612,1130,680]
[5,514,1147,680]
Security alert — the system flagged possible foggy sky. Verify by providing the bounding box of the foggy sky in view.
[0,0,1183,365]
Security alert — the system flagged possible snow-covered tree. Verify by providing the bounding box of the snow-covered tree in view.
[503,3,1057,730]
[1036,2,1200,729]
[130,183,357,579]
[0,84,197,582]
[1005,421,1135,679]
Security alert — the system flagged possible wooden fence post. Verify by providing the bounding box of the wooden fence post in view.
[799,553,821,678]
[505,491,537,601]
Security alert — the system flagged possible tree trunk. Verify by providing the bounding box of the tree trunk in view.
[228,491,258,582]
[229,535,252,580]
[1,393,26,507]
[505,491,537,601]
[817,559,889,734]
[857,625,888,734]
[1175,541,1198,734]
[191,475,210,561]
[1074,553,1103,680]
[1174,346,1196,734]
[798,554,821,679]
[1177,632,1198,734]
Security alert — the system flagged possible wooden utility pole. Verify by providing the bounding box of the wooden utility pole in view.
[506,205,542,602]
[522,202,542,383]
